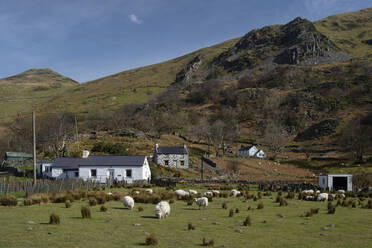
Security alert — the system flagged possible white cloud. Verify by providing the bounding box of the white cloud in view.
[128,14,143,24]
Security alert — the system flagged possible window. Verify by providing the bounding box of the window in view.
[164,160,169,166]
[74,171,79,177]
[126,169,132,178]
[91,169,97,177]
[322,178,325,185]
[180,161,185,166]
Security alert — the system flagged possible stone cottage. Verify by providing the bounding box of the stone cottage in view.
[153,143,189,169]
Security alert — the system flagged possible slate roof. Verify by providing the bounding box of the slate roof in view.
[238,145,255,151]
[155,146,187,155]
[52,156,146,169]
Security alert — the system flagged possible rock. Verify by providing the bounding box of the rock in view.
[25,221,35,225]
[212,222,221,225]
[133,223,141,227]
[174,55,202,83]
[277,214,285,218]
[320,233,328,237]
[105,220,112,223]
[235,229,243,233]
[328,224,335,228]
[48,232,52,235]
[26,227,32,231]
[322,227,329,231]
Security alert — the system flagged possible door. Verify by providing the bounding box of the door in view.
[108,169,115,179]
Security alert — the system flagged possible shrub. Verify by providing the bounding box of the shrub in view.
[24,198,32,206]
[311,208,319,215]
[364,200,372,209]
[258,192,262,199]
[49,213,60,225]
[169,199,174,204]
[138,206,144,212]
[145,233,158,246]
[187,200,193,206]
[247,206,251,211]
[235,208,240,213]
[207,196,213,202]
[89,197,97,206]
[0,195,18,206]
[81,206,91,219]
[95,193,107,204]
[328,206,336,214]
[243,216,251,226]
[229,209,234,217]
[253,196,258,201]
[202,237,214,246]
[286,192,295,199]
[279,198,288,207]
[188,223,195,230]
[257,202,264,210]
[65,200,72,208]
[222,202,227,209]
[100,205,108,212]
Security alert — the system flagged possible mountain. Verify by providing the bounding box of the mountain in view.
[0,69,78,124]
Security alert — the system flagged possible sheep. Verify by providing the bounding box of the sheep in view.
[203,191,213,197]
[145,189,153,194]
[302,189,314,194]
[317,193,328,201]
[212,190,220,196]
[188,189,198,195]
[229,189,241,197]
[194,197,208,209]
[340,193,346,199]
[305,195,314,201]
[154,201,170,219]
[337,190,346,194]
[175,189,189,197]
[122,196,135,210]
[331,194,336,198]
[133,190,140,195]
[316,190,320,194]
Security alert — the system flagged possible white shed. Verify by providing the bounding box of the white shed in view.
[238,145,266,159]
[319,174,353,191]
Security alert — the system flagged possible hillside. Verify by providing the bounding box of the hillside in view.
[0,69,78,124]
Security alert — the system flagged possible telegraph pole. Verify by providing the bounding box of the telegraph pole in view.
[75,115,79,150]
[32,111,37,185]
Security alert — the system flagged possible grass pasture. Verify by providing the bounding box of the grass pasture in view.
[0,188,372,248]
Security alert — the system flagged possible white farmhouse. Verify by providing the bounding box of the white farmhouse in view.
[238,145,267,159]
[319,174,353,191]
[49,151,151,183]
[153,143,189,168]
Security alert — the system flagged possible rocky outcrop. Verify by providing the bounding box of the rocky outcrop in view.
[295,119,339,142]
[174,55,202,84]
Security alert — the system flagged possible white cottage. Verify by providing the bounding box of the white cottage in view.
[50,151,151,183]
[319,174,353,191]
[238,145,267,159]
[153,143,189,168]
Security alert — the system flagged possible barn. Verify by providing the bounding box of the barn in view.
[319,174,353,191]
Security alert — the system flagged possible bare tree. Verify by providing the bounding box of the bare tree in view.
[226,159,240,176]
[262,118,288,160]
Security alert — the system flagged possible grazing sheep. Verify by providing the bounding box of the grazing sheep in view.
[212,190,220,196]
[302,190,314,194]
[229,189,241,197]
[340,193,346,199]
[145,189,153,194]
[337,190,345,194]
[188,189,198,195]
[305,195,314,201]
[133,190,140,195]
[203,191,213,197]
[331,194,336,198]
[194,197,208,209]
[154,201,171,219]
[316,190,320,194]
[317,193,329,201]
[122,196,135,210]
[175,189,189,197]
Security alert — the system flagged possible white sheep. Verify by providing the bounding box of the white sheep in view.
[203,191,213,197]
[302,189,314,194]
[175,189,189,197]
[317,193,328,201]
[154,201,170,219]
[194,197,208,209]
[316,190,320,194]
[229,189,241,197]
[133,190,140,195]
[337,190,346,194]
[122,196,135,210]
[340,193,346,199]
[188,189,198,195]
[212,190,220,196]
[145,189,153,194]
[305,195,314,201]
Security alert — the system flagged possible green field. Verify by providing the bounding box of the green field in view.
[1,187,372,248]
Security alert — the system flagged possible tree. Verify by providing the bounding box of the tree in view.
[262,118,288,160]
[226,159,240,176]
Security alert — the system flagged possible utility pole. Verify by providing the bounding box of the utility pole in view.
[74,115,79,150]
[32,111,37,185]
[200,156,204,181]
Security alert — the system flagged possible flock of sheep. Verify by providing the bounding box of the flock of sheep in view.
[301,189,346,201]
[121,188,243,218]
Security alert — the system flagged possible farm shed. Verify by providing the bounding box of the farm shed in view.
[319,174,353,191]
[50,151,151,183]
[238,146,267,159]
[153,143,189,168]
[3,152,33,162]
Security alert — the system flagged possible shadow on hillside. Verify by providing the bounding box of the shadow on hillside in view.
[141,216,158,219]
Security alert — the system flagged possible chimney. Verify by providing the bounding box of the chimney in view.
[155,143,159,150]
[82,150,90,158]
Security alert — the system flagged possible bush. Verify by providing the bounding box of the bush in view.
[257,192,262,199]
[328,206,336,214]
[0,195,18,206]
[169,199,174,204]
[89,197,97,206]
[95,193,107,205]
[100,205,108,212]
[243,216,251,226]
[279,198,288,207]
[145,233,158,246]
[138,206,144,212]
[187,200,193,206]
[24,198,32,206]
[81,206,91,219]
[229,209,234,217]
[222,202,227,209]
[49,213,60,225]
[247,206,251,211]
[65,200,72,208]
[235,208,240,213]
[257,202,264,210]
[286,192,295,199]
[364,200,372,209]
[202,237,214,246]
[188,223,195,230]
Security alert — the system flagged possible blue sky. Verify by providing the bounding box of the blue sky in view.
[0,0,371,82]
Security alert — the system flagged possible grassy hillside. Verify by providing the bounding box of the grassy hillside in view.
[314,7,372,58]
[0,69,78,124]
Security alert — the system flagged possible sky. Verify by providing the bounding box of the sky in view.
[0,0,371,82]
